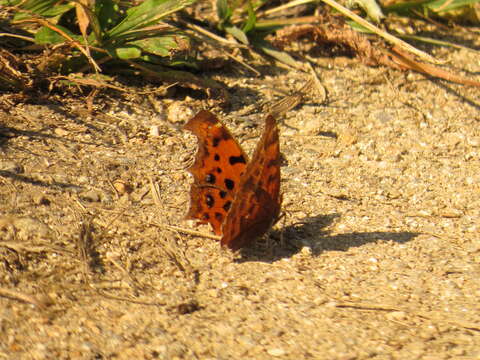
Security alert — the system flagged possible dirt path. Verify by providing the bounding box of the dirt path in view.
[1,38,479,359]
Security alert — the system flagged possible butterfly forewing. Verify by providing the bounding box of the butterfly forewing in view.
[184,110,249,234]
[221,115,281,250]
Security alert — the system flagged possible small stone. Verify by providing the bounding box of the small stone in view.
[0,216,52,240]
[80,189,103,202]
[150,125,160,137]
[467,136,479,147]
[417,209,432,217]
[167,103,194,123]
[386,311,407,321]
[54,128,69,136]
[267,348,286,357]
[299,117,322,135]
[77,176,89,184]
[338,130,358,147]
[33,194,50,205]
[0,161,24,174]
[300,246,312,256]
[438,209,462,218]
[443,132,464,147]
[113,180,133,195]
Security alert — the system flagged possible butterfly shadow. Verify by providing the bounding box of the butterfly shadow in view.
[236,214,421,263]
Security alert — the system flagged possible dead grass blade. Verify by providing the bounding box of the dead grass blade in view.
[96,289,166,307]
[266,77,316,117]
[150,177,162,208]
[275,21,480,86]
[258,65,326,119]
[15,14,101,73]
[398,34,480,56]
[320,0,439,64]
[274,23,400,69]
[335,300,480,332]
[155,223,221,240]
[106,253,141,296]
[77,217,103,279]
[307,62,328,103]
[0,287,49,310]
[0,241,72,255]
[389,46,480,87]
[75,0,91,40]
[0,49,30,91]
[52,74,128,92]
[123,60,229,100]
[262,0,437,63]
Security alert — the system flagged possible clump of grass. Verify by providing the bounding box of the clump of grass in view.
[1,0,479,95]
[8,0,196,71]
[1,0,207,93]
[384,0,480,22]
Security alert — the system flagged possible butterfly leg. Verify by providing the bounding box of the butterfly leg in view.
[275,211,287,249]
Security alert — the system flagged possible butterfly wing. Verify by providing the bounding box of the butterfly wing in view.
[221,115,281,250]
[184,110,248,235]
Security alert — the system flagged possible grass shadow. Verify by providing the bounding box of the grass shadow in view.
[0,170,82,190]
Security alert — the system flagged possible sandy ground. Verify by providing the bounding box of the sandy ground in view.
[1,26,480,359]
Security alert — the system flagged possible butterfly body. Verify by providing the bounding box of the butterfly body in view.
[184,110,281,250]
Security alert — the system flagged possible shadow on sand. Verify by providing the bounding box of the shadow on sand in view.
[236,213,420,263]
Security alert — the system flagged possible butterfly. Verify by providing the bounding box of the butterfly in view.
[184,110,281,250]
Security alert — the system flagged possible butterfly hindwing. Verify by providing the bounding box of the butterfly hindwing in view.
[220,115,281,250]
[185,111,281,250]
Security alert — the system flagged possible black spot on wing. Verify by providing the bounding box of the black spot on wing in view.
[206,194,214,208]
[205,174,216,184]
[225,178,235,190]
[229,155,246,165]
[223,201,232,212]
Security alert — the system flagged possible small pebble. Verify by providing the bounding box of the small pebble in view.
[0,161,24,174]
[150,125,160,137]
[267,348,286,357]
[113,180,133,195]
[386,311,407,321]
[80,189,103,202]
[33,194,50,205]
[167,103,194,123]
[54,128,69,136]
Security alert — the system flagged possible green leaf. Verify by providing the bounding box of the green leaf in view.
[217,0,233,23]
[254,40,301,68]
[13,0,74,21]
[141,54,198,68]
[114,46,143,59]
[225,25,249,45]
[242,0,257,33]
[427,0,479,12]
[94,0,124,32]
[34,25,81,44]
[107,0,197,39]
[352,0,384,23]
[130,34,190,57]
[385,0,479,15]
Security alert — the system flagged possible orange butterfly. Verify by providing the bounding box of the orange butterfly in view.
[184,110,281,250]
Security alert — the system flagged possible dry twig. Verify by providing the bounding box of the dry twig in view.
[0,287,48,310]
